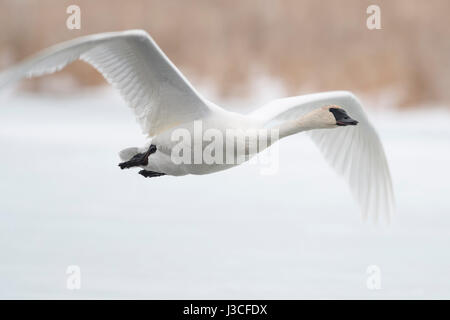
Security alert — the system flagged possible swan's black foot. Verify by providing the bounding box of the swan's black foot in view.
[138,170,166,178]
[118,144,157,169]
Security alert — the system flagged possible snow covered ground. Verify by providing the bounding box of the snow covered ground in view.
[0,89,449,299]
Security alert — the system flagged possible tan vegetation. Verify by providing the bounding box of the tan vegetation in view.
[1,0,449,107]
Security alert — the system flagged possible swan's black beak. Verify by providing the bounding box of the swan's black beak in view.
[329,107,358,126]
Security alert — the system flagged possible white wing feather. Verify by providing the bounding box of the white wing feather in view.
[0,30,210,136]
[251,91,395,221]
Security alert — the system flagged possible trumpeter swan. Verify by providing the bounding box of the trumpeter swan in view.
[0,30,394,220]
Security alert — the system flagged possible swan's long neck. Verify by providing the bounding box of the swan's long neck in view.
[274,118,316,138]
[272,110,329,139]
[268,107,336,139]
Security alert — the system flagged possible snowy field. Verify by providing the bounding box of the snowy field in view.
[0,89,449,299]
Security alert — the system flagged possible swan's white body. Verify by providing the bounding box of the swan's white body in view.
[145,105,262,176]
[0,30,395,220]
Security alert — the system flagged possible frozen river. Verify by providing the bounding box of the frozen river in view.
[0,90,449,298]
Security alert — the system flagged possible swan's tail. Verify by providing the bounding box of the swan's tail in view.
[118,147,140,161]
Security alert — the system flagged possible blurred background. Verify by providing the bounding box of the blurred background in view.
[1,0,450,107]
[1,0,450,299]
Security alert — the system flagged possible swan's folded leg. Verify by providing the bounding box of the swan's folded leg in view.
[138,170,166,178]
[118,144,157,169]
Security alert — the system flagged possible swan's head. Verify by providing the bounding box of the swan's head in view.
[277,104,359,138]
[300,105,358,129]
[327,105,358,126]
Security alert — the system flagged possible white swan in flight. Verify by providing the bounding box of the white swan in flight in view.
[0,30,394,220]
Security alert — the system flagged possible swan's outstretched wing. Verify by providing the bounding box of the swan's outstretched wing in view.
[251,91,395,221]
[0,30,210,136]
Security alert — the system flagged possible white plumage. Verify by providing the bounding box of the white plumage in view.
[0,30,395,221]
[251,92,395,221]
[0,30,209,136]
